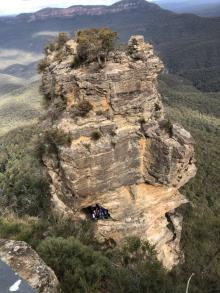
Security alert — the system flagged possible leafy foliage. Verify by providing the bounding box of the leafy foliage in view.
[0,126,50,216]
[159,73,220,292]
[37,58,48,73]
[44,32,70,53]
[1,3,220,91]
[37,235,172,293]
[91,131,101,140]
[75,28,118,67]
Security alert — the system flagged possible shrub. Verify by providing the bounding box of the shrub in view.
[37,58,48,74]
[72,100,93,117]
[43,32,69,62]
[125,236,141,253]
[138,117,146,124]
[159,119,173,137]
[48,129,72,146]
[91,131,101,140]
[0,216,47,248]
[0,126,50,217]
[37,237,113,293]
[96,110,104,116]
[76,28,118,67]
[71,55,81,69]
[56,32,70,49]
[44,41,57,54]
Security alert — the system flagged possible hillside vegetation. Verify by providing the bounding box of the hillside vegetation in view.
[0,73,219,292]
[0,81,42,136]
[160,74,220,291]
[155,0,220,17]
[0,0,220,91]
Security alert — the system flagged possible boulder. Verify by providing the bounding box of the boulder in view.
[0,239,59,293]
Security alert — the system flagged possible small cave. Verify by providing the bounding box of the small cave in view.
[165,212,177,241]
[82,204,111,221]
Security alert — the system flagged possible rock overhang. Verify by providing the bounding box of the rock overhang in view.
[40,35,196,270]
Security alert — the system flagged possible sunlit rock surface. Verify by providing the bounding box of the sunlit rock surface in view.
[41,35,196,270]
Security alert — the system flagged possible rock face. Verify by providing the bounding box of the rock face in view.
[41,35,196,270]
[0,239,59,293]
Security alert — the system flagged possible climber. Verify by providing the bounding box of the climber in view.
[91,206,98,220]
[103,208,110,219]
[91,208,97,220]
[95,204,100,219]
[99,208,104,219]
[89,204,110,220]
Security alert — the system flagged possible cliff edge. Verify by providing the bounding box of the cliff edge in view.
[40,35,196,270]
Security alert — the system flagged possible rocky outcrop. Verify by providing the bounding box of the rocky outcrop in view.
[0,239,59,293]
[41,35,196,270]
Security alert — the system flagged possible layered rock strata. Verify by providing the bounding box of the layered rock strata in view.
[41,35,196,270]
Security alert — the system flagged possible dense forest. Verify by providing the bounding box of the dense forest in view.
[0,0,220,91]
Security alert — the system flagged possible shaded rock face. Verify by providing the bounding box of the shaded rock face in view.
[41,35,196,270]
[0,239,59,293]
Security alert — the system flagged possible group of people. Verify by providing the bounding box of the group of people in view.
[90,204,110,220]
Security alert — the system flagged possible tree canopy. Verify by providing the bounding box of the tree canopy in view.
[75,28,118,67]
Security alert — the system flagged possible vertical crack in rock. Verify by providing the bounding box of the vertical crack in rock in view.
[40,35,196,270]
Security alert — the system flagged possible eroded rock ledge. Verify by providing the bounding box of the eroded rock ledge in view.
[41,35,196,270]
[0,239,59,293]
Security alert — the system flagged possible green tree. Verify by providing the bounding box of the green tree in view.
[76,28,118,67]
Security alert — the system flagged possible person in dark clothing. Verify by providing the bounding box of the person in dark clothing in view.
[103,208,110,219]
[99,207,105,219]
[90,204,110,220]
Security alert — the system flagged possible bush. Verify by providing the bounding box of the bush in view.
[96,110,104,116]
[0,216,47,248]
[37,58,48,73]
[37,235,173,293]
[138,117,146,124]
[43,32,69,62]
[56,32,70,49]
[72,100,93,117]
[125,236,141,253]
[159,119,173,137]
[44,41,57,54]
[91,131,101,140]
[76,28,118,67]
[47,129,72,146]
[0,126,50,216]
[71,55,81,69]
[37,237,113,293]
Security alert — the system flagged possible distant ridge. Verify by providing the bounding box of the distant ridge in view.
[17,0,160,21]
[0,0,220,91]
[155,0,220,17]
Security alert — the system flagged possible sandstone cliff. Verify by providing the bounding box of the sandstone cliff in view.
[40,35,196,270]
